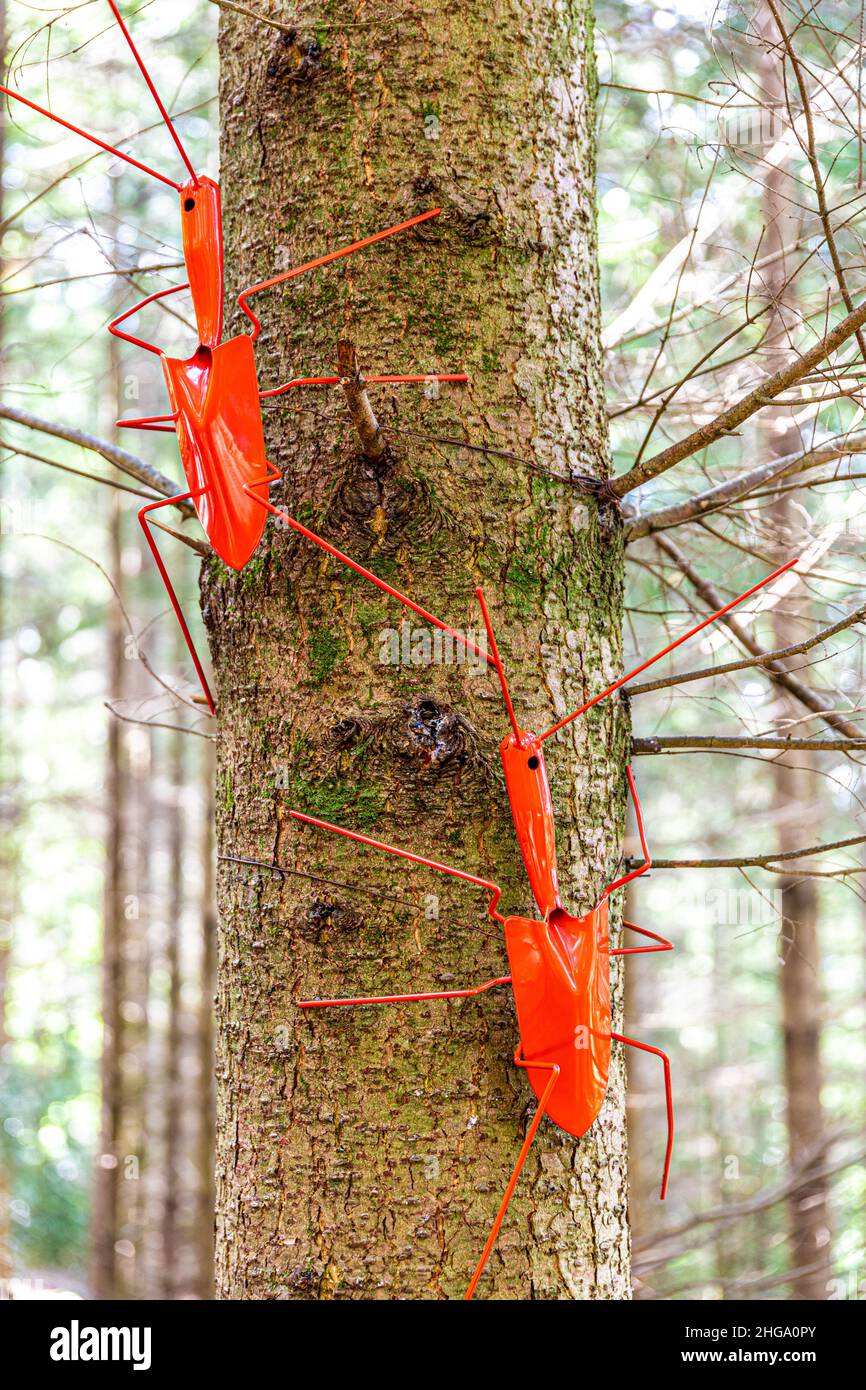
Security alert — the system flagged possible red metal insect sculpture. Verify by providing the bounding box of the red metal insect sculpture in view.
[5,0,802,1302]
[1,1,467,716]
[286,558,797,1298]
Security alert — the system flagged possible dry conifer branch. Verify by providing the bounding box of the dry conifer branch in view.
[630,833,866,872]
[149,517,212,558]
[625,432,866,540]
[611,294,866,497]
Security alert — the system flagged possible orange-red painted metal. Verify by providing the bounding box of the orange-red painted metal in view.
[6,0,802,1301]
[3,2,467,698]
[289,563,794,1296]
[499,731,561,920]
[179,176,224,350]
[504,904,611,1137]
[162,337,268,571]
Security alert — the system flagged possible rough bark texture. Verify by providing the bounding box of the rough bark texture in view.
[209,0,629,1300]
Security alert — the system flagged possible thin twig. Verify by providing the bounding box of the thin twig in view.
[629,833,866,871]
[337,340,386,461]
[653,532,863,739]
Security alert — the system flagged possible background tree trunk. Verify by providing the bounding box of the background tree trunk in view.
[196,740,217,1299]
[90,304,128,1299]
[759,11,831,1300]
[210,0,629,1300]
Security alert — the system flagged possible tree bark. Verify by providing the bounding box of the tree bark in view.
[211,0,629,1300]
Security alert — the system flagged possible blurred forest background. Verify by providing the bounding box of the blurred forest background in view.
[1,0,864,1300]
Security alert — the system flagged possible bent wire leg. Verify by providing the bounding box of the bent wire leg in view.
[116,413,177,433]
[298,976,511,1009]
[108,283,189,356]
[464,1051,560,1301]
[612,1031,673,1200]
[538,556,800,744]
[604,764,651,898]
[287,809,504,922]
[242,466,493,667]
[610,922,674,957]
[238,209,443,341]
[138,490,215,715]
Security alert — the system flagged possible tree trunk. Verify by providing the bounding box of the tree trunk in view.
[197,739,217,1299]
[759,12,831,1300]
[210,0,628,1300]
[161,727,185,1298]
[90,485,125,1300]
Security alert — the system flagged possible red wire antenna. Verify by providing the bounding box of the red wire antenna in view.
[538,557,799,744]
[105,1,199,185]
[238,209,444,341]
[0,81,182,189]
[475,587,522,745]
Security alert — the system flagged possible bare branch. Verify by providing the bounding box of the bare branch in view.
[611,295,866,498]
[337,340,386,461]
[625,432,866,540]
[0,436,161,501]
[630,833,866,871]
[628,600,866,694]
[633,735,866,754]
[149,516,211,558]
[206,0,297,33]
[635,1132,865,1268]
[0,401,189,512]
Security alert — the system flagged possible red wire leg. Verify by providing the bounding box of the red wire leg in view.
[242,468,493,666]
[260,371,467,400]
[612,1031,673,1200]
[288,809,504,922]
[538,556,800,744]
[298,975,511,1009]
[138,491,215,715]
[610,922,674,957]
[604,764,651,898]
[108,283,188,356]
[464,1050,560,1300]
[238,208,443,341]
[116,414,177,433]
